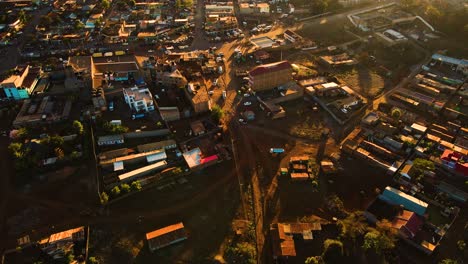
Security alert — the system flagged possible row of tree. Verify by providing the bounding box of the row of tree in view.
[305,211,398,263]
[100,181,142,204]
[401,0,468,42]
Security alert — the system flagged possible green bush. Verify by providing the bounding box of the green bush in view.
[72,120,84,135]
[110,186,121,197]
[224,242,256,264]
[131,181,142,191]
[120,183,131,194]
[211,105,224,123]
[100,192,109,205]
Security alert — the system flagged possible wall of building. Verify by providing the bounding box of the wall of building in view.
[250,68,292,91]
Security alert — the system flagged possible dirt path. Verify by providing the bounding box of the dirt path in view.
[2,161,238,249]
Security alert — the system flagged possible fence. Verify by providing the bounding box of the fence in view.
[124,129,171,139]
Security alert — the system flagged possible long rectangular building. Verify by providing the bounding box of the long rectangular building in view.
[118,160,167,182]
[248,61,292,91]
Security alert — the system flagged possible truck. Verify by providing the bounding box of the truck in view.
[235,70,248,77]
[132,113,147,120]
[270,148,285,154]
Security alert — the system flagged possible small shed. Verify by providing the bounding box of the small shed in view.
[146,222,188,252]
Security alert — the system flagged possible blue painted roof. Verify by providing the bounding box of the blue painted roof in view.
[432,54,468,66]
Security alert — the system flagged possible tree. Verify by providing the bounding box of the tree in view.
[211,105,224,123]
[325,195,346,216]
[74,20,85,30]
[8,142,25,159]
[412,158,435,181]
[391,108,402,119]
[322,239,344,264]
[100,192,109,204]
[72,120,84,135]
[111,186,121,197]
[101,0,110,9]
[363,220,397,255]
[310,0,329,14]
[94,17,102,29]
[457,240,466,251]
[16,127,28,139]
[113,237,134,262]
[425,5,442,22]
[18,10,27,24]
[224,242,256,264]
[127,0,136,7]
[65,252,74,263]
[305,256,322,264]
[171,167,184,176]
[103,121,129,134]
[88,257,99,264]
[120,183,131,194]
[440,259,458,264]
[70,151,81,160]
[338,211,368,252]
[42,135,64,149]
[131,181,142,191]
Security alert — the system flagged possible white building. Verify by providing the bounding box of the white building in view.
[123,86,155,112]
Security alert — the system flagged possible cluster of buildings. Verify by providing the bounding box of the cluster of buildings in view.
[204,2,240,40]
[364,186,454,255]
[305,79,365,124]
[283,155,314,182]
[348,3,436,46]
[338,52,468,255]
[4,226,88,263]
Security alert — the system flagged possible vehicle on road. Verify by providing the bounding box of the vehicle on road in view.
[270,148,285,154]
[243,93,250,97]
[148,50,154,53]
[235,70,248,77]
[132,113,147,120]
[244,101,252,106]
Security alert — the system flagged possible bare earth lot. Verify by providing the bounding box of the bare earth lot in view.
[336,66,387,98]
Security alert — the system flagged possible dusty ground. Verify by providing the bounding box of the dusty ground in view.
[296,16,356,46]
[89,162,241,263]
[336,66,387,98]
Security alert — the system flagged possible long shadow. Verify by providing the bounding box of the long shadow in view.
[357,66,372,98]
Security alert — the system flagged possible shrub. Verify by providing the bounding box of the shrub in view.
[100,192,109,204]
[120,183,131,194]
[131,181,142,191]
[72,120,84,135]
[110,186,121,197]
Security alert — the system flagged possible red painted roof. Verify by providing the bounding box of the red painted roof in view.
[405,212,423,235]
[201,155,218,164]
[146,222,185,240]
[249,61,292,77]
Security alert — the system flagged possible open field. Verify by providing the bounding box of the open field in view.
[336,66,387,98]
[89,162,242,263]
[259,101,329,141]
[297,16,356,45]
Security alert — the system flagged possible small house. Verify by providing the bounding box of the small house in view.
[146,222,187,252]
